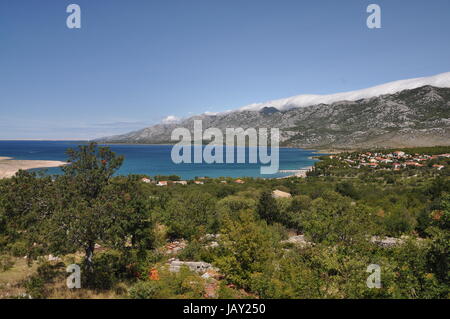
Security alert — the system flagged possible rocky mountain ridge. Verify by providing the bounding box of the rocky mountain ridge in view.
[97,86,450,149]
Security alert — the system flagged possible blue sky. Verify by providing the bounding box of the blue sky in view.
[1,0,449,139]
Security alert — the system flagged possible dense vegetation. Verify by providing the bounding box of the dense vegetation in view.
[0,143,448,299]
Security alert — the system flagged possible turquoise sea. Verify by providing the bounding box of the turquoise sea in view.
[0,141,323,179]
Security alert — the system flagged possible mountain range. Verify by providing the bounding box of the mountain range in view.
[97,72,450,150]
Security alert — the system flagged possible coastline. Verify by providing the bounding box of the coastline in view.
[278,166,313,179]
[0,157,67,179]
[277,147,331,179]
[0,142,327,180]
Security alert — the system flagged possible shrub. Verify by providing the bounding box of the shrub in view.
[36,261,65,282]
[8,241,28,257]
[83,250,132,290]
[129,267,205,299]
[129,281,160,299]
[0,255,14,272]
[24,276,46,299]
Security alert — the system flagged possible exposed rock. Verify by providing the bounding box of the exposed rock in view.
[281,235,312,247]
[168,259,215,274]
[46,254,61,262]
[202,234,220,248]
[204,280,219,298]
[370,236,404,247]
[164,240,187,254]
[272,189,292,198]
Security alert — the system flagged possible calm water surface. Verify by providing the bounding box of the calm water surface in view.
[0,141,324,179]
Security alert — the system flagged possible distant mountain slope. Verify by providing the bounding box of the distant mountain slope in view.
[97,85,450,149]
[239,72,450,112]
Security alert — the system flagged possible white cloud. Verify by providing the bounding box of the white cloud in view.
[161,115,181,124]
[239,71,450,112]
[203,111,218,116]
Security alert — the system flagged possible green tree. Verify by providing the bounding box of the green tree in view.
[425,193,450,293]
[1,170,55,258]
[164,191,217,240]
[53,144,153,271]
[62,142,124,199]
[336,181,360,200]
[2,143,154,279]
[302,191,375,246]
[215,210,277,288]
[256,191,279,224]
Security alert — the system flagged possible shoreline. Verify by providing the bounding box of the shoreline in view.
[278,166,313,179]
[0,157,67,179]
[0,142,332,180]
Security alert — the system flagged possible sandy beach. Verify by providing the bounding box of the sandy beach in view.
[0,157,67,179]
[278,166,313,179]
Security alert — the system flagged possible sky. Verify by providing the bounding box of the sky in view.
[1,0,450,140]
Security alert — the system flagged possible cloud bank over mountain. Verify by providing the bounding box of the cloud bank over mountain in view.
[97,75,450,150]
[237,72,450,112]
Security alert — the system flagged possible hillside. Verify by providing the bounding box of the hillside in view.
[97,85,450,149]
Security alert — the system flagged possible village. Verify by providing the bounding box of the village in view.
[141,176,246,186]
[328,150,450,171]
[140,149,450,185]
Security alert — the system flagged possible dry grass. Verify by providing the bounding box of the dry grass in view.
[45,275,130,299]
[0,257,38,298]
[46,281,129,299]
[0,255,130,299]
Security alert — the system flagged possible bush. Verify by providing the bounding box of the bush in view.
[129,280,160,299]
[164,192,217,240]
[178,240,216,264]
[384,209,417,236]
[24,276,45,299]
[36,261,65,282]
[8,241,28,257]
[336,182,360,200]
[0,255,14,272]
[129,267,205,299]
[83,250,132,290]
[20,261,66,299]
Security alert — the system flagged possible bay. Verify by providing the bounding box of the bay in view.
[0,141,323,179]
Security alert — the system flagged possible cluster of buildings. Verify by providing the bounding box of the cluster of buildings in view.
[141,177,246,186]
[330,151,449,171]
